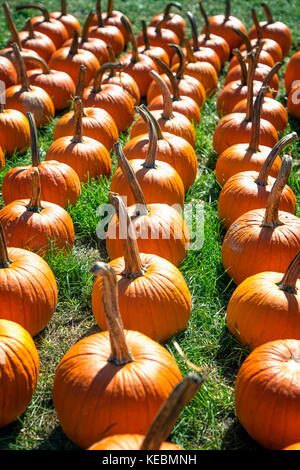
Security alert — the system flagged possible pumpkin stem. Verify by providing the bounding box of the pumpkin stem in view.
[141,105,164,140]
[251,8,263,41]
[149,70,173,119]
[109,192,146,279]
[233,49,247,86]
[256,132,298,186]
[155,17,169,34]
[16,4,51,22]
[114,141,149,215]
[106,45,117,76]
[107,0,113,18]
[232,28,252,52]
[246,50,256,121]
[261,2,274,24]
[153,57,180,101]
[21,52,51,74]
[25,18,36,39]
[278,252,300,294]
[72,97,83,143]
[163,2,183,18]
[61,0,67,16]
[248,85,268,151]
[90,261,134,366]
[198,1,211,40]
[121,15,139,63]
[186,11,199,52]
[92,62,123,92]
[27,168,43,212]
[69,29,79,55]
[0,224,12,269]
[96,0,104,27]
[225,0,231,21]
[135,106,158,169]
[262,61,282,88]
[81,11,94,43]
[0,103,3,113]
[140,374,205,450]
[262,155,293,228]
[141,20,151,51]
[183,38,196,63]
[170,44,185,80]
[3,2,22,49]
[75,65,86,100]
[27,112,41,167]
[12,43,31,91]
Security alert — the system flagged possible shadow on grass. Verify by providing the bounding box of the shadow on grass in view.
[35,425,80,451]
[220,419,264,451]
[0,420,23,450]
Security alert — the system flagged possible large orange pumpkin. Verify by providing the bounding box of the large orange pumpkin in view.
[49,0,81,38]
[149,2,186,42]
[0,319,40,427]
[0,103,30,156]
[53,262,182,448]
[0,224,58,336]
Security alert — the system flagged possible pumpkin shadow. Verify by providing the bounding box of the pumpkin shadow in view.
[220,419,264,451]
[0,419,23,450]
[35,425,80,451]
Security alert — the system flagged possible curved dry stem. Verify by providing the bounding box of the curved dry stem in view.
[170,43,185,79]
[69,29,79,55]
[12,43,30,90]
[278,252,300,294]
[16,3,51,22]
[72,97,83,143]
[248,85,269,150]
[135,106,158,168]
[261,2,274,24]
[121,15,139,62]
[0,224,12,268]
[164,2,183,18]
[3,2,22,48]
[233,49,247,85]
[21,52,50,73]
[153,57,180,100]
[149,70,173,119]
[186,11,199,52]
[96,0,104,27]
[81,11,95,43]
[92,62,123,92]
[198,1,210,40]
[27,167,42,212]
[27,112,41,166]
[232,27,252,52]
[141,104,164,140]
[75,65,86,99]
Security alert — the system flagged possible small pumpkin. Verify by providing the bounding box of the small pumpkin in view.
[285,51,300,94]
[53,261,182,448]
[0,102,30,156]
[0,55,17,89]
[101,0,131,45]
[0,319,39,427]
[149,2,186,42]
[50,0,81,38]
[138,20,170,66]
[136,16,180,61]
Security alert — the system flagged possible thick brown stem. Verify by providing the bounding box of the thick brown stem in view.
[278,252,300,294]
[92,62,123,92]
[262,155,292,228]
[135,106,158,168]
[0,103,3,113]
[140,374,205,450]
[248,85,268,151]
[27,168,42,212]
[170,44,185,80]
[141,105,164,140]
[69,29,79,55]
[261,3,274,24]
[233,49,247,85]
[12,43,30,90]
[21,52,51,74]
[96,0,104,27]
[81,11,95,43]
[75,65,86,99]
[107,0,113,18]
[141,20,150,51]
[155,17,169,34]
[72,97,83,143]
[233,28,252,52]
[0,224,12,268]
[3,2,22,49]
[149,70,173,119]
[25,18,36,39]
[246,50,256,121]
[109,192,145,278]
[114,141,148,214]
[262,61,282,88]
[61,0,67,16]
[252,8,262,41]
[90,261,134,366]
[225,0,231,21]
[121,15,139,62]
[27,112,41,167]
[153,57,180,100]
[163,2,183,18]
[198,1,210,40]
[16,4,51,22]
[186,11,199,52]
[183,38,195,63]
[256,133,298,186]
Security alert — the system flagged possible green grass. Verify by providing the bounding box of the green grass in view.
[0,0,299,452]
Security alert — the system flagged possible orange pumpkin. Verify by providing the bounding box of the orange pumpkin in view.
[2,112,81,208]
[107,141,189,267]
[136,17,180,61]
[218,133,298,229]
[0,103,30,156]
[0,55,17,89]
[138,20,170,67]
[233,96,288,133]
[287,83,300,120]
[285,51,300,94]
[46,97,112,183]
[88,374,204,450]
[0,224,58,336]
[0,168,75,256]
[235,339,300,449]
[0,319,40,427]
[149,2,186,42]
[53,261,182,448]
[50,0,81,38]
[222,155,300,285]
[101,0,131,45]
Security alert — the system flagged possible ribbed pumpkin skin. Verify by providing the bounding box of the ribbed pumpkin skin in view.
[2,160,81,208]
[92,253,191,343]
[130,110,196,148]
[149,13,186,42]
[217,81,262,117]
[29,16,69,49]
[227,272,300,349]
[148,95,201,125]
[228,49,275,72]
[27,69,76,112]
[63,36,109,64]
[53,331,182,448]
[48,48,100,87]
[123,132,197,191]
[197,33,230,66]
[172,61,218,96]
[50,12,81,39]
[172,46,221,74]
[88,434,181,450]
[5,85,55,128]
[204,16,247,50]
[0,55,17,88]
[287,84,300,119]
[53,107,118,151]
[88,24,125,57]
[110,159,185,208]
[136,27,179,61]
[222,208,300,285]
[119,54,158,99]
[45,136,112,183]
[0,248,58,336]
[218,171,296,229]
[235,339,300,449]
[102,72,140,105]
[233,97,288,133]
[0,109,30,156]
[106,203,189,267]
[0,319,40,427]
[285,51,300,93]
[15,30,56,62]
[0,200,75,255]
[215,143,281,186]
[225,64,279,94]
[239,38,283,64]
[0,147,4,168]
[248,22,292,57]
[213,113,278,155]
